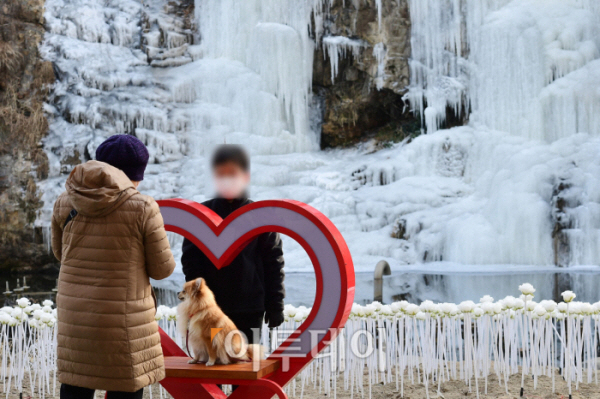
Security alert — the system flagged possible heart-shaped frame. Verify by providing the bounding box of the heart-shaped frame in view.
[157,199,355,398]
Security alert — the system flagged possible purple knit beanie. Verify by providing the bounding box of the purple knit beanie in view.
[95,135,149,181]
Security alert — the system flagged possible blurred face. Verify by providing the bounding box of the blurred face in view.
[213,162,250,199]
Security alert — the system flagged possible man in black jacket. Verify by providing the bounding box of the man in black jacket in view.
[181,145,285,344]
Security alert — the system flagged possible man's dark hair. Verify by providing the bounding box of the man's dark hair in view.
[211,144,250,171]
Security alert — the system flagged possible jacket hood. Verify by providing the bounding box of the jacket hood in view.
[66,160,137,217]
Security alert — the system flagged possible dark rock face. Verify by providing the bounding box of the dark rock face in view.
[314,0,421,148]
[0,0,56,273]
[550,177,579,301]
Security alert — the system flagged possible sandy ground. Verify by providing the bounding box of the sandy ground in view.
[5,368,600,399]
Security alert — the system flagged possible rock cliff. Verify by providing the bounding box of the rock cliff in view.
[0,0,55,272]
[315,0,420,148]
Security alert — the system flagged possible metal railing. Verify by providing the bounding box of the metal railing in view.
[373,260,391,302]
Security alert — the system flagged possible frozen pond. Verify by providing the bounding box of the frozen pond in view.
[154,263,600,307]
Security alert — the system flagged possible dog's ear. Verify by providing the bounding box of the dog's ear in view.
[193,278,203,294]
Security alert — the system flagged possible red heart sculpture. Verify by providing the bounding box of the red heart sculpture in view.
[157,199,355,398]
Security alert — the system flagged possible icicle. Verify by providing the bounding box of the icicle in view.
[322,36,365,83]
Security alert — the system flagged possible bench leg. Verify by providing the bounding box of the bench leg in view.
[251,378,288,399]
[160,377,227,399]
[226,378,287,399]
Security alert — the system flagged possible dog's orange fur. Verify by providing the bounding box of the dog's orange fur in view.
[177,278,263,366]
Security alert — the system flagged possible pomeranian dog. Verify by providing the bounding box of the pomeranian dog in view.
[177,277,264,366]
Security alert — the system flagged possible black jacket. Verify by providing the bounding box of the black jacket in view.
[181,197,285,315]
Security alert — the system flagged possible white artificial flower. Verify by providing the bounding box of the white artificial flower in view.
[525,301,537,312]
[419,300,436,313]
[540,300,557,312]
[533,306,546,317]
[513,299,525,310]
[552,309,565,320]
[492,303,503,314]
[284,304,297,318]
[23,306,33,315]
[415,312,427,320]
[28,318,39,329]
[502,296,516,309]
[569,302,582,315]
[16,298,30,308]
[155,310,164,321]
[42,306,53,313]
[439,303,455,315]
[157,305,170,315]
[380,305,394,317]
[562,290,576,303]
[30,304,41,312]
[32,310,44,320]
[167,308,178,321]
[371,301,383,311]
[480,295,494,303]
[363,304,376,317]
[518,283,535,296]
[481,302,495,315]
[350,303,360,316]
[42,300,54,307]
[389,302,401,313]
[580,302,593,315]
[40,313,53,323]
[0,313,11,324]
[458,301,476,313]
[0,306,12,313]
[10,308,24,321]
[520,294,534,302]
[293,312,306,323]
[473,307,484,317]
[405,304,419,316]
[593,302,600,314]
[355,306,366,318]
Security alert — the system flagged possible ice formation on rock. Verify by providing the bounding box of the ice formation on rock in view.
[406,0,600,138]
[323,36,365,83]
[373,42,388,90]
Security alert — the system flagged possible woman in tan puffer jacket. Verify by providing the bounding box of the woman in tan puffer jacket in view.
[51,135,176,399]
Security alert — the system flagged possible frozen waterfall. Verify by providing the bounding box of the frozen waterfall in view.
[406,0,600,140]
[37,0,600,285]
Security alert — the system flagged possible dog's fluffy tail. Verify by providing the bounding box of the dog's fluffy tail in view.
[245,344,266,361]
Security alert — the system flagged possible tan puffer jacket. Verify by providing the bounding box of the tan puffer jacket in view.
[51,160,176,392]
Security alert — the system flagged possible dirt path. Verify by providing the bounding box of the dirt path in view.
[6,368,600,398]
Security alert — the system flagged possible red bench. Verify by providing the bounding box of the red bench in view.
[159,329,287,399]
